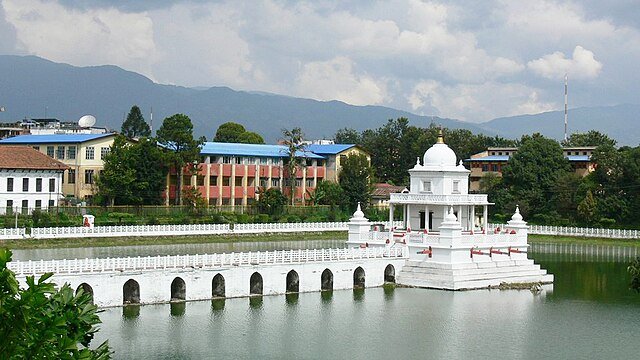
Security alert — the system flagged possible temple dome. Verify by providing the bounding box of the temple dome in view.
[423,131,457,167]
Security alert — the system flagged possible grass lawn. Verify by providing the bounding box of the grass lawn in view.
[528,234,640,247]
[0,231,347,250]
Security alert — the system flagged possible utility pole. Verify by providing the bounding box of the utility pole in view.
[564,73,568,142]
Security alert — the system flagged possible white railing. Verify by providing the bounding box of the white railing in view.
[0,227,27,240]
[390,193,489,204]
[8,247,406,276]
[489,223,640,240]
[234,222,349,233]
[30,223,232,239]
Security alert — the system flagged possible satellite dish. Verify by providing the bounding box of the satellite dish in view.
[78,115,96,128]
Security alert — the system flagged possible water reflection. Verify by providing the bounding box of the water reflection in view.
[211,299,225,311]
[170,302,186,317]
[122,304,140,319]
[383,284,395,300]
[353,288,365,301]
[321,290,333,303]
[285,293,299,305]
[249,296,263,308]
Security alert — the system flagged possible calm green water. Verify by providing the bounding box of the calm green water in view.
[89,243,640,360]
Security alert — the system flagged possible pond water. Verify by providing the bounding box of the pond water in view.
[82,242,640,359]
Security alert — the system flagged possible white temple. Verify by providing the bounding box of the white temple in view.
[347,131,553,290]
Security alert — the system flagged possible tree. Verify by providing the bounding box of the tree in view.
[257,188,287,215]
[281,128,306,206]
[213,122,264,144]
[214,122,246,142]
[121,105,151,138]
[95,136,137,206]
[309,180,344,207]
[501,134,572,216]
[577,189,597,224]
[562,130,616,148]
[339,153,373,211]
[128,138,169,205]
[334,128,361,144]
[157,114,204,205]
[0,248,110,359]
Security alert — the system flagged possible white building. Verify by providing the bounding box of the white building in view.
[0,146,67,214]
[347,131,553,290]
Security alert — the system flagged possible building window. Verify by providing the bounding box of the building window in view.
[272,158,280,166]
[100,147,110,159]
[482,164,488,172]
[68,170,76,184]
[47,146,54,157]
[306,179,313,187]
[22,178,29,192]
[7,178,13,192]
[317,159,324,166]
[56,146,65,160]
[234,157,243,164]
[35,200,41,209]
[35,178,42,192]
[85,147,95,160]
[452,180,460,194]
[6,200,13,213]
[260,177,268,187]
[222,176,231,186]
[48,200,55,207]
[235,177,243,186]
[196,176,205,186]
[295,179,302,187]
[492,164,499,172]
[260,157,268,165]
[223,156,231,164]
[248,157,255,164]
[32,146,40,151]
[21,200,28,214]
[271,178,280,187]
[84,170,94,184]
[68,146,76,159]
[306,159,313,166]
[49,178,55,192]
[422,181,431,193]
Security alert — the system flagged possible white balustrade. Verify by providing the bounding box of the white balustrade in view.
[7,247,405,276]
[390,193,489,204]
[489,223,640,240]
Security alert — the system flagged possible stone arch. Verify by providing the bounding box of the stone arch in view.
[286,270,299,293]
[123,279,140,305]
[76,283,94,303]
[250,272,263,295]
[321,269,333,291]
[354,267,365,288]
[171,277,186,301]
[384,264,396,283]
[212,273,225,298]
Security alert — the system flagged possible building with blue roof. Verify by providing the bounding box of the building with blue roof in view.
[465,146,596,191]
[0,133,117,200]
[166,141,370,206]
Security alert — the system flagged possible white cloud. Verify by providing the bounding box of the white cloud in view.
[528,46,603,80]
[296,56,387,106]
[409,80,556,121]
[2,0,156,76]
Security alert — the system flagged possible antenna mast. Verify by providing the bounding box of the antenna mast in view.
[150,107,153,133]
[564,73,568,142]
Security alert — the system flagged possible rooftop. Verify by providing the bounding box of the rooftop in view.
[305,144,356,155]
[0,133,115,144]
[200,142,325,159]
[0,146,68,171]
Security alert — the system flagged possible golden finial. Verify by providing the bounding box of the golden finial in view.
[437,128,444,144]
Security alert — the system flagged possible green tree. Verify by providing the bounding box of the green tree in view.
[309,180,344,207]
[577,189,597,224]
[501,133,571,217]
[334,128,361,144]
[214,122,246,142]
[0,248,110,359]
[128,138,169,205]
[281,127,306,206]
[95,136,137,206]
[257,188,287,215]
[562,130,616,148]
[339,153,373,211]
[237,131,264,144]
[157,114,204,205]
[121,105,151,138]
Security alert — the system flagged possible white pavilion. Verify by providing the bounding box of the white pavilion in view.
[347,131,553,290]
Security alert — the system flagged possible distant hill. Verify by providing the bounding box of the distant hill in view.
[479,104,640,146]
[0,55,488,142]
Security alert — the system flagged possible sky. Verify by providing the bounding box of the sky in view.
[0,0,638,123]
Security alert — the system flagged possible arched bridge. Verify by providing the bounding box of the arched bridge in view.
[9,248,407,307]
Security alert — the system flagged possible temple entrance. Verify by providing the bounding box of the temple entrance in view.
[212,274,225,298]
[250,272,263,295]
[76,283,94,303]
[419,211,434,230]
[286,270,299,293]
[384,264,395,283]
[353,267,365,288]
[171,277,186,301]
[123,279,140,304]
[321,269,333,291]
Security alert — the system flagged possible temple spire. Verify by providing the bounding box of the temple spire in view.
[437,128,444,144]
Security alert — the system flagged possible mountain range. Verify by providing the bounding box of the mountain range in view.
[0,55,637,146]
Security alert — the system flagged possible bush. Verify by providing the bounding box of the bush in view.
[253,214,270,223]
[598,218,616,228]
